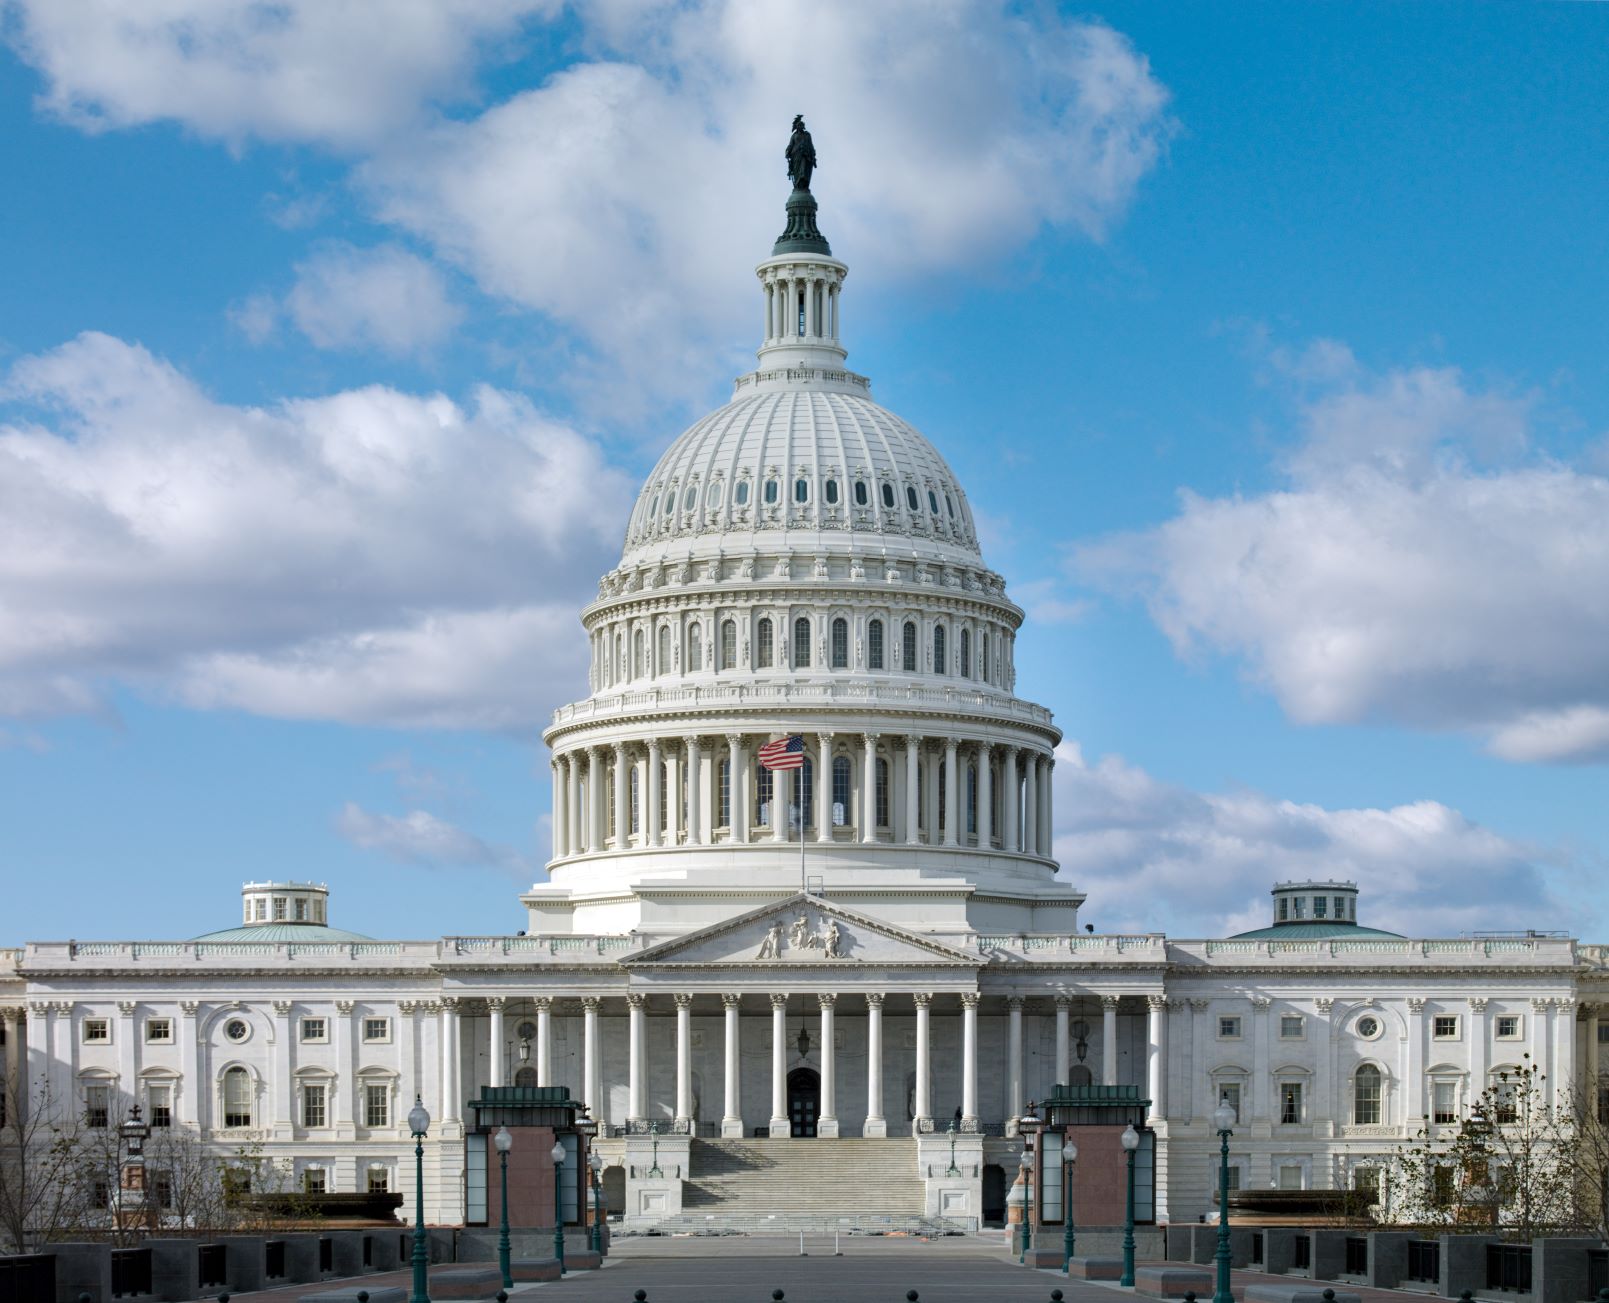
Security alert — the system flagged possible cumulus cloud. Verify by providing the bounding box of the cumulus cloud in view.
[0,331,631,729]
[1076,351,1609,763]
[1052,743,1574,938]
[6,0,557,149]
[336,800,528,874]
[280,243,463,357]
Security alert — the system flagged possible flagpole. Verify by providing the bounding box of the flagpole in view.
[798,765,807,895]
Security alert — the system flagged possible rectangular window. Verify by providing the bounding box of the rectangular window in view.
[868,620,884,670]
[273,896,287,920]
[1280,1082,1304,1124]
[1493,1082,1518,1124]
[718,759,730,828]
[84,1083,110,1128]
[875,759,890,827]
[301,1017,328,1043]
[1292,896,1306,918]
[793,617,811,667]
[303,1084,326,1128]
[832,759,851,826]
[83,1018,110,1044]
[1225,1166,1242,1192]
[362,1017,390,1043]
[757,619,773,668]
[1218,1016,1242,1039]
[303,1168,327,1194]
[1278,1164,1304,1190]
[254,898,267,921]
[1433,1081,1458,1124]
[1495,1015,1521,1039]
[367,1167,390,1193]
[1313,895,1327,918]
[1218,1083,1242,1123]
[1278,897,1289,921]
[294,898,307,921]
[151,1169,174,1208]
[365,1084,389,1128]
[1040,1130,1064,1222]
[145,1018,172,1044]
[148,1084,173,1128]
[1335,896,1348,919]
[1353,1166,1380,1197]
[1280,1015,1305,1039]
[1433,1016,1459,1039]
[1431,1164,1456,1207]
[1598,1084,1609,1125]
[1599,1023,1609,1045]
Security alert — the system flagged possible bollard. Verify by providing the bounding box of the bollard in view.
[1052,1293,1066,1302]
[358,1293,369,1303]
[1598,1292,1609,1303]
[497,1293,508,1303]
[1461,1293,1474,1302]
[773,1292,785,1301]
[1323,1293,1335,1302]
[1185,1294,1196,1303]
[907,1293,919,1301]
[799,1230,807,1256]
[635,1292,648,1302]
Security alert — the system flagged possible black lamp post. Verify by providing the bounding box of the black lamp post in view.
[1212,1099,1236,1303]
[588,1150,605,1253]
[1120,1122,1140,1287]
[493,1125,513,1291]
[1061,1137,1078,1274]
[551,1141,567,1275]
[1018,1103,1043,1265]
[407,1095,431,1303]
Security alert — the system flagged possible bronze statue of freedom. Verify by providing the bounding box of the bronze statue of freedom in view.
[786,114,816,192]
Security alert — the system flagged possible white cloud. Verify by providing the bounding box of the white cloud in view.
[336,800,527,873]
[283,243,462,357]
[0,331,631,730]
[1076,355,1609,763]
[7,0,557,149]
[1052,743,1573,938]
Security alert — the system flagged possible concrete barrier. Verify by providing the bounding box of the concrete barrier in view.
[428,1265,503,1299]
[566,1248,604,1270]
[1265,1229,1299,1276]
[1366,1232,1412,1290]
[1534,1236,1602,1303]
[1311,1231,1347,1281]
[147,1237,199,1302]
[326,1230,366,1277]
[279,1232,319,1282]
[1245,1286,1362,1303]
[1135,1264,1213,1299]
[48,1242,110,1303]
[511,1256,562,1281]
[1066,1256,1125,1279]
[1167,1225,1195,1261]
[217,1235,267,1292]
[1438,1234,1490,1299]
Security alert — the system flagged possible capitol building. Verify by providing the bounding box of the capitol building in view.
[3,162,1605,1237]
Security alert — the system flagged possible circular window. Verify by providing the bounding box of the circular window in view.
[225,1019,249,1043]
[853,480,868,506]
[1356,1016,1382,1040]
[880,482,896,508]
[734,480,751,506]
[905,486,920,511]
[516,1020,538,1040]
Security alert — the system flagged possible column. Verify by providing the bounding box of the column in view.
[1250,997,1271,1122]
[441,999,461,1123]
[722,994,743,1137]
[1190,1000,1211,1119]
[769,758,786,841]
[613,743,630,848]
[1003,747,1020,851]
[566,755,582,856]
[921,746,939,844]
[335,999,355,1129]
[861,733,879,844]
[1468,997,1489,1108]
[0,1008,20,1129]
[904,736,921,846]
[683,737,702,845]
[769,995,789,1135]
[1038,754,1055,854]
[675,994,693,1129]
[627,993,647,1125]
[1054,997,1071,1088]
[962,993,979,1130]
[1590,1004,1602,1088]
[178,1002,199,1124]
[913,993,932,1131]
[586,748,604,852]
[1552,999,1575,1113]
[488,997,505,1089]
[942,737,959,846]
[864,994,886,1137]
[534,997,553,1088]
[551,761,566,860]
[1006,996,1024,1123]
[1023,753,1039,855]
[1146,996,1167,1122]
[977,742,992,848]
[582,997,602,1122]
[1101,995,1119,1087]
[727,734,747,843]
[665,748,681,845]
[818,995,838,1137]
[1405,997,1425,1124]
[817,733,834,842]
[645,739,662,847]
[271,1000,293,1128]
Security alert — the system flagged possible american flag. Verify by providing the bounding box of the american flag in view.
[757,733,806,770]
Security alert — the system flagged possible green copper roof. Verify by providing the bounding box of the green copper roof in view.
[191,922,374,943]
[1228,922,1403,940]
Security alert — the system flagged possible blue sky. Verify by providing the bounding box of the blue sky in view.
[2,2,1605,943]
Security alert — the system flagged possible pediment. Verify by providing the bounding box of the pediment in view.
[623,895,983,970]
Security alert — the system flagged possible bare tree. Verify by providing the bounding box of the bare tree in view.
[0,1081,88,1252]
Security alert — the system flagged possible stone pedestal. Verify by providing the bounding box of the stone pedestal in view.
[623,1131,689,1228]
[917,1131,982,1231]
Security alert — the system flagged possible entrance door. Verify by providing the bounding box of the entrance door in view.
[787,1067,820,1137]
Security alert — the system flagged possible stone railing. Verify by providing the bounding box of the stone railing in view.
[1180,936,1577,965]
[971,933,1166,959]
[445,935,636,958]
[27,940,436,968]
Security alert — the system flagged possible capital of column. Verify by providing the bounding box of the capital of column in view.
[117,1000,136,1016]
[674,993,694,1009]
[722,993,743,1010]
[961,993,980,1009]
[272,999,292,1016]
[1100,994,1120,1011]
[532,996,552,1011]
[770,993,788,1010]
[1190,998,1212,1011]
[1469,997,1489,1011]
[913,992,933,1009]
[1005,995,1024,1011]
[1532,998,1552,1013]
[398,1000,418,1014]
[648,737,661,757]
[1147,995,1168,1012]
[864,993,884,1010]
[818,993,837,1010]
[725,731,743,748]
[612,741,627,759]
[1249,997,1271,1010]
[862,731,879,745]
[485,996,506,1009]
[442,997,462,1013]
[581,996,601,1011]
[627,993,647,1010]
[336,999,355,1014]
[1054,995,1073,1010]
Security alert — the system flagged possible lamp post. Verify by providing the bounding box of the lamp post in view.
[1018,1104,1043,1265]
[1120,1122,1140,1287]
[946,1119,959,1177]
[493,1126,513,1291]
[588,1150,605,1254]
[551,1141,567,1275]
[119,1103,151,1232]
[1212,1099,1236,1303]
[407,1095,431,1303]
[1062,1138,1078,1274]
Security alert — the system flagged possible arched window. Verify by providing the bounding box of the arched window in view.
[757,618,774,668]
[223,1066,252,1128]
[906,486,920,511]
[875,757,890,827]
[966,763,977,837]
[959,628,971,678]
[825,479,840,505]
[945,493,956,518]
[613,633,623,682]
[663,488,675,516]
[633,629,645,679]
[793,617,811,668]
[928,490,940,514]
[801,755,815,830]
[657,625,671,676]
[854,481,869,506]
[755,764,774,824]
[629,766,640,835]
[881,482,896,508]
[721,619,737,670]
[831,755,851,829]
[764,478,779,505]
[901,621,917,672]
[794,478,809,503]
[514,1066,538,1088]
[933,625,946,674]
[831,618,848,668]
[718,759,730,829]
[735,480,751,507]
[980,631,990,683]
[688,623,703,671]
[868,619,885,670]
[1354,1065,1383,1125]
[658,762,668,835]
[706,481,722,508]
[683,486,697,511]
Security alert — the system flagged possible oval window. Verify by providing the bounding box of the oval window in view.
[794,478,809,503]
[881,482,895,508]
[684,487,697,511]
[763,478,779,505]
[945,493,955,518]
[824,479,839,505]
[928,490,940,514]
[906,486,919,511]
[854,481,869,506]
[706,482,722,508]
[663,490,675,517]
[735,480,751,506]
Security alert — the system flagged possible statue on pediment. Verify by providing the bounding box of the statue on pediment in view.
[757,920,784,960]
[823,918,843,959]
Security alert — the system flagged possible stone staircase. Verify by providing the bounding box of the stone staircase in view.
[650,1137,944,1234]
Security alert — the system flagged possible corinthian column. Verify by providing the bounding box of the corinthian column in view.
[904,735,921,845]
[674,993,693,1130]
[627,993,647,1125]
[587,748,604,853]
[864,994,886,1137]
[913,993,932,1132]
[1003,747,1020,851]
[962,993,980,1130]
[977,741,993,848]
[1023,752,1039,856]
[722,994,744,1137]
[861,733,879,844]
[816,733,834,842]
[769,995,790,1136]
[817,994,838,1137]
[942,737,960,846]
[646,739,662,847]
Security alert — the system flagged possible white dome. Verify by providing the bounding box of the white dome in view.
[620,388,981,571]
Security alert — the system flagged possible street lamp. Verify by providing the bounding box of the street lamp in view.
[407,1095,431,1303]
[1212,1098,1236,1303]
[1018,1104,1043,1265]
[493,1126,513,1291]
[588,1150,605,1254]
[1120,1122,1141,1287]
[551,1140,567,1275]
[1062,1137,1078,1275]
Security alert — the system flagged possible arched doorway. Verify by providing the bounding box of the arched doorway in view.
[787,1067,820,1137]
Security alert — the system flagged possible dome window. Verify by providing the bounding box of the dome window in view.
[933,624,947,674]
[945,493,956,518]
[794,478,809,504]
[830,617,848,668]
[735,480,751,507]
[905,486,920,511]
[901,621,918,671]
[854,481,869,507]
[928,490,940,515]
[880,482,896,509]
[764,478,780,505]
[663,491,675,517]
[687,623,703,671]
[793,616,811,667]
[756,617,774,668]
[868,618,885,670]
[683,486,697,511]
[720,619,737,670]
[824,478,840,505]
[959,628,971,678]
[706,482,722,508]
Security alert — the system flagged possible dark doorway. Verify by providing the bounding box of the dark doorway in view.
[982,1164,1007,1226]
[787,1067,820,1137]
